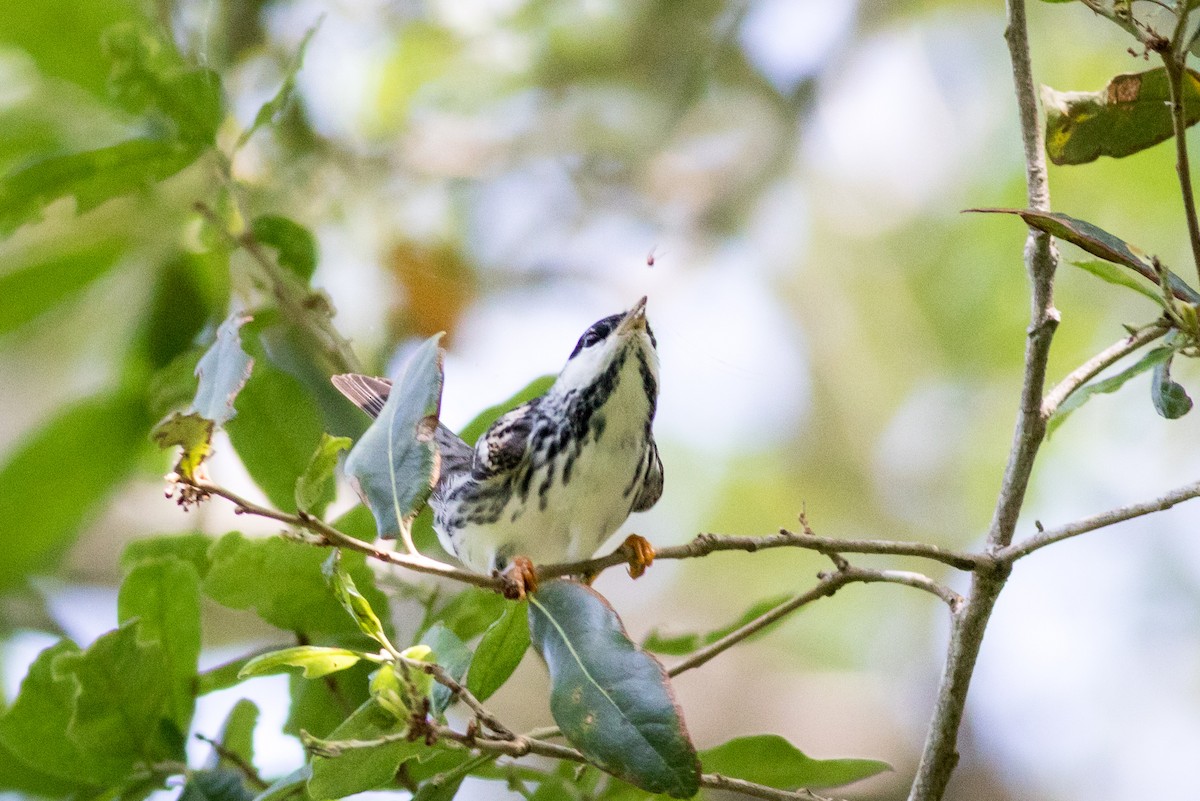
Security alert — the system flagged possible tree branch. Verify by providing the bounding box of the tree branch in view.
[1041,322,1170,418]
[910,1,1060,798]
[1159,8,1200,285]
[1000,477,1200,561]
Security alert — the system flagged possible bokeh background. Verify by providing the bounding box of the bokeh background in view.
[3,1,1200,799]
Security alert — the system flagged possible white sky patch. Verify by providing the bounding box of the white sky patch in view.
[739,0,857,93]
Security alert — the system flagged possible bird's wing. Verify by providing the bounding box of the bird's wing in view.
[331,372,473,475]
[475,398,540,477]
[631,437,663,512]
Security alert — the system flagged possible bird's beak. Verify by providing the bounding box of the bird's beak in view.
[617,296,648,335]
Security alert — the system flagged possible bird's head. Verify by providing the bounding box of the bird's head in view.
[556,296,659,394]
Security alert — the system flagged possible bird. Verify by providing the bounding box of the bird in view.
[332,296,662,598]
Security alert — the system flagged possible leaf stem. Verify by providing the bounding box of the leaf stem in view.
[1041,321,1170,417]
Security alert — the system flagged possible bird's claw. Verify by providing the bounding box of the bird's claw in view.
[498,556,538,600]
[622,534,655,579]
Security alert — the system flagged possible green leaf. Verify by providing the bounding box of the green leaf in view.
[121,532,215,578]
[344,334,445,538]
[466,600,529,702]
[306,700,425,800]
[0,640,105,789]
[323,550,393,649]
[252,766,312,801]
[237,20,320,149]
[0,240,124,337]
[252,215,319,282]
[215,699,258,775]
[0,391,147,591]
[1151,350,1193,419]
[285,661,373,740]
[296,433,351,518]
[54,621,179,781]
[1043,68,1200,165]
[151,411,214,480]
[699,735,890,790]
[118,556,201,731]
[225,352,326,512]
[203,532,392,640]
[968,208,1200,303]
[179,768,255,801]
[458,374,555,445]
[1070,260,1166,306]
[193,313,255,426]
[198,655,254,697]
[425,586,508,641]
[421,623,472,717]
[369,662,410,719]
[528,580,700,798]
[1049,346,1174,435]
[239,647,364,680]
[643,593,791,655]
[0,137,203,236]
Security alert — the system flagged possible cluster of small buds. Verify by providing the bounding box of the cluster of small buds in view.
[163,473,210,510]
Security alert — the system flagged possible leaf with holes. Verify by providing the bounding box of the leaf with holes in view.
[343,334,444,539]
[528,580,699,798]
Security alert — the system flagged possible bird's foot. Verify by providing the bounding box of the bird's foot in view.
[622,534,656,579]
[497,556,538,600]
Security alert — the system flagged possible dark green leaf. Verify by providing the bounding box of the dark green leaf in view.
[421,623,471,717]
[0,640,105,788]
[179,768,254,801]
[225,354,326,512]
[323,550,393,649]
[239,646,364,680]
[699,734,890,790]
[1043,68,1200,165]
[296,433,350,518]
[0,137,203,236]
[151,411,214,480]
[425,587,508,641]
[0,240,124,336]
[466,600,529,702]
[968,208,1200,303]
[1151,350,1193,418]
[528,580,699,798]
[1049,346,1174,435]
[252,215,319,282]
[643,593,791,655]
[193,313,255,426]
[118,556,201,731]
[214,699,258,775]
[238,20,320,149]
[55,621,179,781]
[306,700,425,800]
[121,532,215,579]
[344,334,445,538]
[1070,260,1165,306]
[0,391,147,591]
[136,251,228,372]
[458,374,555,446]
[203,532,392,640]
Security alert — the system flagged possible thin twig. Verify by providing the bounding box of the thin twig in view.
[669,565,963,677]
[194,733,268,790]
[1158,13,1200,285]
[1041,322,1170,418]
[401,656,514,739]
[1000,477,1200,560]
[910,2,1060,798]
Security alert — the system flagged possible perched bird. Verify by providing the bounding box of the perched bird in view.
[333,296,662,596]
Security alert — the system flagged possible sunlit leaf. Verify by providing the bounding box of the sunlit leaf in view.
[466,600,529,702]
[968,208,1200,303]
[252,215,319,282]
[699,734,891,790]
[528,580,699,798]
[306,700,425,800]
[1049,346,1173,435]
[118,556,201,731]
[1043,68,1200,165]
[643,593,791,655]
[344,334,445,538]
[323,549,392,649]
[296,433,351,518]
[151,411,214,480]
[1151,349,1193,419]
[239,647,364,680]
[193,313,254,425]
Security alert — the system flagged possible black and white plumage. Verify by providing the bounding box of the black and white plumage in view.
[333,297,662,576]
